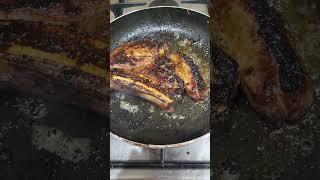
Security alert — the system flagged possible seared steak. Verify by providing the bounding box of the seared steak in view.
[212,0,314,122]
[0,1,109,115]
[110,40,208,110]
[169,53,208,101]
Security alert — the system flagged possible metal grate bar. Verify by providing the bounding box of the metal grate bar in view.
[181,0,209,4]
[110,148,210,169]
[160,149,165,167]
[110,161,210,169]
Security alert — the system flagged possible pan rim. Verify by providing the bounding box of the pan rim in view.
[110,132,210,149]
[110,6,210,148]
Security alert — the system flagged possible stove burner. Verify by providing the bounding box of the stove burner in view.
[149,0,179,7]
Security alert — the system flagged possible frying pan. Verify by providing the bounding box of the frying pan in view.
[110,7,210,148]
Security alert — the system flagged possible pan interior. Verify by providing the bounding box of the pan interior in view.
[110,7,210,145]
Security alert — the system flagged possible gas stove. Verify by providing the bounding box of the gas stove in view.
[109,0,210,179]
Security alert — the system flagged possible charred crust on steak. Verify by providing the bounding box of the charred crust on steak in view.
[212,0,314,122]
[169,52,208,101]
[210,46,239,118]
[0,21,106,69]
[178,53,207,92]
[111,68,183,100]
[246,0,306,92]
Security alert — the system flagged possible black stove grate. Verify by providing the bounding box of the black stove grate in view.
[110,149,210,169]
